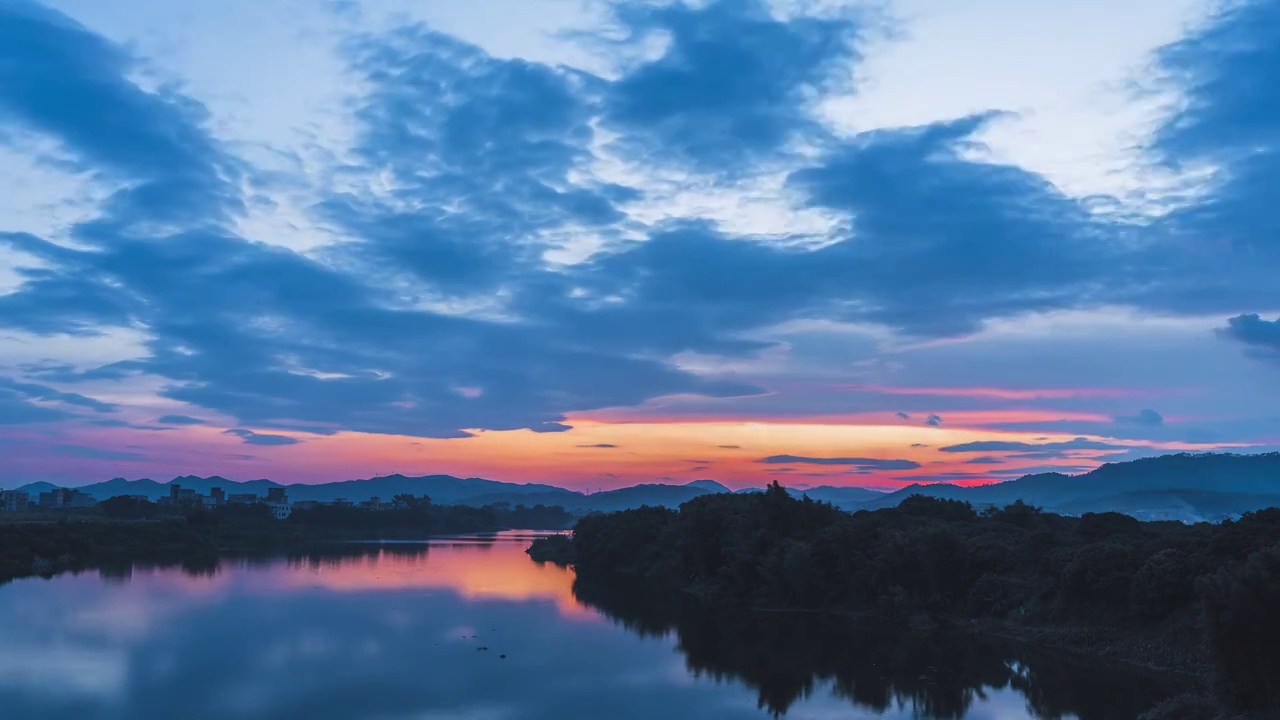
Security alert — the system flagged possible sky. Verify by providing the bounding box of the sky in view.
[1,0,1279,490]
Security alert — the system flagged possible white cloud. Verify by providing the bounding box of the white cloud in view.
[822,0,1212,199]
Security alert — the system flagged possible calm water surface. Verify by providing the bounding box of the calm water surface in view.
[0,532,1177,719]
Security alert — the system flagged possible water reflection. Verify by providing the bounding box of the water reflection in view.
[0,532,1177,719]
[574,580,1180,719]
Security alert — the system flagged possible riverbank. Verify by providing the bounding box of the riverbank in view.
[531,545,1210,679]
[1,502,573,585]
[971,618,1205,676]
[557,486,1280,717]
[567,575,1194,719]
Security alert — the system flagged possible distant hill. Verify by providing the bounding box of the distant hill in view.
[864,453,1280,520]
[43,476,285,502]
[1052,489,1280,522]
[460,480,732,512]
[281,474,566,505]
[791,485,886,509]
[28,474,729,513]
[686,479,732,494]
[735,485,888,510]
[561,482,726,512]
[13,481,59,496]
[18,452,1280,520]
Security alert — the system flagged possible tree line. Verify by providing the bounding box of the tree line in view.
[570,578,1182,720]
[2,495,573,585]
[543,483,1280,718]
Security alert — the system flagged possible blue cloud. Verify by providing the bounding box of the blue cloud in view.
[600,0,865,173]
[1221,314,1280,361]
[0,376,116,413]
[562,113,1120,350]
[222,429,302,447]
[1139,0,1280,315]
[50,444,146,461]
[0,1,239,226]
[324,26,623,294]
[963,456,1005,465]
[758,455,920,470]
[939,438,1126,456]
[0,10,758,440]
[2,0,1280,453]
[0,386,67,424]
[156,414,208,426]
[1113,409,1164,427]
[788,113,1116,335]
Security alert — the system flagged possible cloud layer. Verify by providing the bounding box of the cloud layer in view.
[0,0,1277,486]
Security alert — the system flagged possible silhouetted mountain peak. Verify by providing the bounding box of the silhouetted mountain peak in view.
[686,480,732,494]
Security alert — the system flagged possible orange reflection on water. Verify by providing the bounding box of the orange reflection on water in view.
[268,534,594,620]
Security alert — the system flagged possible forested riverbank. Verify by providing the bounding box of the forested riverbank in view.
[1,499,573,585]
[532,484,1280,718]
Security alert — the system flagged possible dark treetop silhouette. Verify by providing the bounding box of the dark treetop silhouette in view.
[546,484,1280,717]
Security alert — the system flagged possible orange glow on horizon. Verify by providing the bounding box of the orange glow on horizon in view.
[34,408,1237,489]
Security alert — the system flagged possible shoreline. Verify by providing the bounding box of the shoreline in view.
[712,596,1208,679]
[1,516,570,586]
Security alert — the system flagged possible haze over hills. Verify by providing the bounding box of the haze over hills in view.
[10,452,1280,520]
[860,453,1280,521]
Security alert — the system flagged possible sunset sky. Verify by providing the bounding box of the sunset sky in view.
[2,0,1279,489]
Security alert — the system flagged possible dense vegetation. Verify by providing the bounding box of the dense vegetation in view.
[526,533,575,564]
[572,579,1182,720]
[561,483,1280,718]
[1,496,573,585]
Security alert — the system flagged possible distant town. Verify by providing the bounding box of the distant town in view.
[0,483,404,520]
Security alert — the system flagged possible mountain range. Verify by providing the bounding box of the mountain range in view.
[10,452,1280,521]
[858,453,1280,521]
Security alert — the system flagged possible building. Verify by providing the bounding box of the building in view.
[331,498,353,508]
[39,488,73,508]
[359,496,382,511]
[67,492,97,508]
[156,484,201,507]
[209,487,226,505]
[228,493,257,504]
[0,490,29,513]
[38,488,95,509]
[292,500,321,511]
[266,487,288,504]
[268,503,293,520]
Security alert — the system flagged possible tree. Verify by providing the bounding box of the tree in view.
[392,494,432,509]
[1201,543,1280,713]
[100,495,157,520]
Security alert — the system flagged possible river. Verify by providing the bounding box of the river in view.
[0,531,1179,719]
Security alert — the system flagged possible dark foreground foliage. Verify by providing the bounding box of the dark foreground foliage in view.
[573,578,1183,720]
[526,533,576,564]
[1,498,573,585]
[568,484,1280,717]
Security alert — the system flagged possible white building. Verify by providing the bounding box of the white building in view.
[0,490,29,512]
